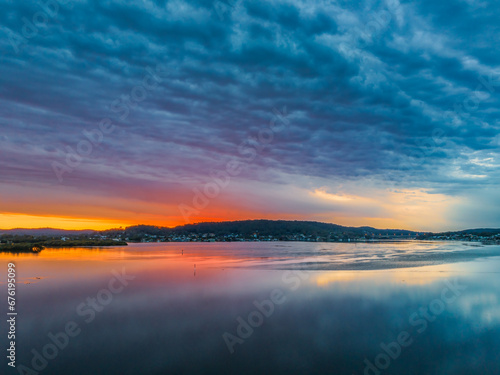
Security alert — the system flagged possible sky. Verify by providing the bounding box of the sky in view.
[1,0,500,231]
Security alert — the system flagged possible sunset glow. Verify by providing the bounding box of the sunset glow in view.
[0,214,127,231]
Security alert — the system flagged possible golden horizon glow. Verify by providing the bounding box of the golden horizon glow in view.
[310,187,461,231]
[312,189,353,202]
[0,211,452,232]
[0,214,127,231]
[0,186,461,232]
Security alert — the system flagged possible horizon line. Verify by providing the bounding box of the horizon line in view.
[0,219,498,233]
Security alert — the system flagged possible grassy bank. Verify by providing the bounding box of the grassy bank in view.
[0,238,128,253]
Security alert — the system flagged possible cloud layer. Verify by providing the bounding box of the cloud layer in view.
[1,0,499,230]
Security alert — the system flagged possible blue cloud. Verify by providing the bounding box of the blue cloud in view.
[1,0,499,228]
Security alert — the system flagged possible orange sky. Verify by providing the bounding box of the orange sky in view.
[0,182,461,231]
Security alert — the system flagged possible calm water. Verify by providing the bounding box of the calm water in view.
[2,241,500,375]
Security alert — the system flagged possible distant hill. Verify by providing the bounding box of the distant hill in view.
[110,220,421,241]
[457,228,500,235]
[3,221,500,240]
[172,220,420,236]
[0,228,96,236]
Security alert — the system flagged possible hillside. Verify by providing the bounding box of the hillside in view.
[100,220,419,242]
[3,220,500,244]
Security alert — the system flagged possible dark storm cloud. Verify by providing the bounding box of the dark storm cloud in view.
[1,0,499,225]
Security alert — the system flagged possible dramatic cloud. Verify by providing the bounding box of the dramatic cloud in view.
[0,0,499,230]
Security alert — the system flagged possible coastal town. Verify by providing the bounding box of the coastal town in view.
[2,221,500,252]
[111,231,500,244]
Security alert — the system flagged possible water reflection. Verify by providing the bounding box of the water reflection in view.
[1,242,499,375]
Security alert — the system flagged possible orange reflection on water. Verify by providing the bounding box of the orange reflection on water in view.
[0,245,264,285]
[314,264,456,287]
